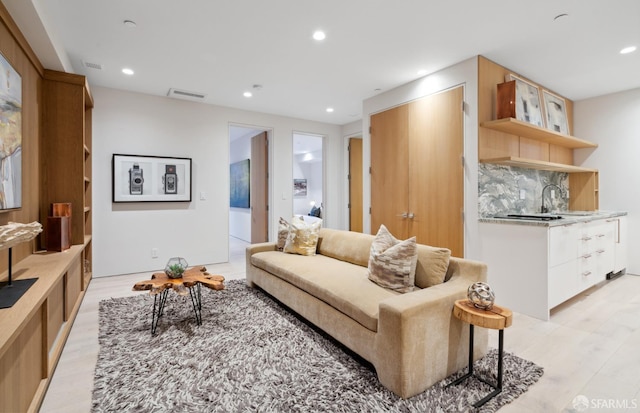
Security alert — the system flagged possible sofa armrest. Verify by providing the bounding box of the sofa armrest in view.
[373,258,488,397]
[245,242,278,287]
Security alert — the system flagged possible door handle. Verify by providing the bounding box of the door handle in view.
[397,212,408,218]
[407,212,415,219]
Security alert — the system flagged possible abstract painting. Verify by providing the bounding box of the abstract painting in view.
[0,52,22,211]
[230,159,250,208]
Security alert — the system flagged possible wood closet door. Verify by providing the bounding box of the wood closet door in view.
[349,138,363,233]
[370,105,410,238]
[408,86,464,256]
[250,132,268,243]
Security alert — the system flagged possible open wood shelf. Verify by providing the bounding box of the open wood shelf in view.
[481,118,597,149]
[480,156,598,173]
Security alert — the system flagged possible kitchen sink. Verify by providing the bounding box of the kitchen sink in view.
[497,214,564,221]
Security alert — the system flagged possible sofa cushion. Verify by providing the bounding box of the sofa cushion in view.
[367,225,418,293]
[251,251,398,331]
[317,228,373,267]
[414,244,451,288]
[284,216,321,256]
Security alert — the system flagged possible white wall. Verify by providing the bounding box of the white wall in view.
[361,57,480,259]
[229,133,251,242]
[92,86,344,277]
[574,87,640,275]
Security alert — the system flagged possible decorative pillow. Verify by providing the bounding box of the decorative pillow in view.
[367,225,418,293]
[277,217,290,251]
[309,205,322,218]
[283,216,322,256]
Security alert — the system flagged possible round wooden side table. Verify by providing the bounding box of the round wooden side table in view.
[447,299,513,408]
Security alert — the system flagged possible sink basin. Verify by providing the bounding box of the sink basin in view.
[497,214,564,221]
[558,211,596,216]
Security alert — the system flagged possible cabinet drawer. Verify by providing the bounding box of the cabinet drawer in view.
[549,224,580,267]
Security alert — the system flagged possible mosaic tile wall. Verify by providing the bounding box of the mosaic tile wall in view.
[478,164,569,218]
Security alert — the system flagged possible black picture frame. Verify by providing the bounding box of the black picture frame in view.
[112,154,192,202]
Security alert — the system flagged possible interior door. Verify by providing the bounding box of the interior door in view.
[250,132,268,243]
[370,105,410,238]
[349,137,363,232]
[408,86,464,256]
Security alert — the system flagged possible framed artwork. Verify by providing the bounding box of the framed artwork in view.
[293,179,307,197]
[112,154,192,202]
[505,74,545,128]
[0,52,22,211]
[230,159,250,208]
[542,90,570,135]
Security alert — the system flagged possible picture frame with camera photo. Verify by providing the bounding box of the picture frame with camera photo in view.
[112,154,192,202]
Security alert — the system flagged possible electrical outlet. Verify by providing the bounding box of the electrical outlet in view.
[151,248,158,258]
[519,189,526,200]
[200,191,207,200]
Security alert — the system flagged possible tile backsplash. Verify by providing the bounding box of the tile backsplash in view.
[478,164,569,218]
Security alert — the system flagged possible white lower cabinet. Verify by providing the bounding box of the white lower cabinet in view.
[480,216,624,321]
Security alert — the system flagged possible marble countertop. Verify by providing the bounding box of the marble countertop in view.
[479,211,627,227]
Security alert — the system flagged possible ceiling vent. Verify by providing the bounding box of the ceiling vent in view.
[167,88,207,101]
[82,60,103,70]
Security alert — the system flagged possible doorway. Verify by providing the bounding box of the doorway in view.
[292,132,324,220]
[229,125,270,245]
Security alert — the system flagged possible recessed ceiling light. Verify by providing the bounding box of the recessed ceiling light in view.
[313,30,326,41]
[122,68,134,75]
[417,69,428,76]
[326,107,334,113]
[620,46,637,54]
[123,20,137,28]
[553,13,569,21]
[243,91,253,98]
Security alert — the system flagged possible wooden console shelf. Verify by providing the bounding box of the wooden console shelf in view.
[481,118,597,149]
[0,245,89,413]
[480,157,598,173]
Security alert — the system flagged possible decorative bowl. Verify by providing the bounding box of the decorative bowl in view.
[467,282,495,310]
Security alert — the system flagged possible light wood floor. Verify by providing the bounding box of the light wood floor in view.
[40,240,640,412]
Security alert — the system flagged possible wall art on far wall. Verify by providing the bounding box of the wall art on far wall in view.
[0,51,22,212]
[293,179,307,197]
[112,154,192,202]
[542,89,570,135]
[229,159,250,208]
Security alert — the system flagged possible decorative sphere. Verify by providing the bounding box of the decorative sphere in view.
[165,257,188,279]
[467,282,495,310]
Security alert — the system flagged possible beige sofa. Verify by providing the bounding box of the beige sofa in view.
[246,228,488,398]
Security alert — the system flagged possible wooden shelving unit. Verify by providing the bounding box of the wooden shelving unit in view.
[481,118,597,149]
[41,70,93,284]
[478,56,600,211]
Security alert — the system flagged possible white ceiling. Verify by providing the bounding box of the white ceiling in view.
[3,0,640,125]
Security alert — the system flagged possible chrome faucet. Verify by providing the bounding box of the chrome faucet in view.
[541,184,563,213]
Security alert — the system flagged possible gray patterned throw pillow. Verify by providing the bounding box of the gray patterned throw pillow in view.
[367,225,418,293]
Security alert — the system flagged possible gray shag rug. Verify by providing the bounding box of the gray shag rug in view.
[92,280,543,412]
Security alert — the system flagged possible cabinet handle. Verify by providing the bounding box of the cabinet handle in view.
[582,271,592,276]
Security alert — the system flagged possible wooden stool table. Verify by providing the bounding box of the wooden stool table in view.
[133,266,225,335]
[448,299,513,407]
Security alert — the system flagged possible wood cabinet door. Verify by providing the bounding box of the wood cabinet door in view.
[349,137,363,233]
[408,86,464,256]
[370,105,410,238]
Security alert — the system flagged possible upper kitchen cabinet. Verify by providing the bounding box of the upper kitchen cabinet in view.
[477,56,599,210]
